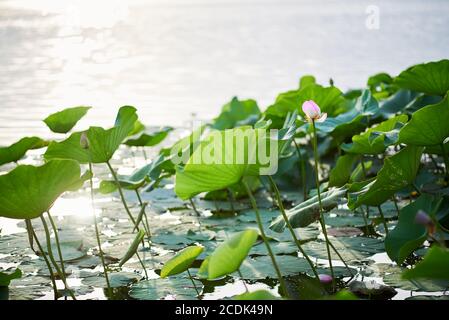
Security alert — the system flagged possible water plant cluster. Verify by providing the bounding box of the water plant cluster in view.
[1,59,449,300]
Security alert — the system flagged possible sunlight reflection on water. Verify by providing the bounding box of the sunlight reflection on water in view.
[0,0,448,143]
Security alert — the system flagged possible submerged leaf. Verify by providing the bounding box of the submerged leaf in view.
[0,269,22,287]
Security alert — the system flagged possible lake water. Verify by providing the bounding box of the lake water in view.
[0,0,448,143]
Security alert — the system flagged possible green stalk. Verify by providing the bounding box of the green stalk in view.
[46,212,68,289]
[106,161,138,229]
[267,176,319,279]
[39,216,76,300]
[311,120,335,290]
[360,158,371,228]
[135,252,149,279]
[187,269,200,297]
[377,205,389,235]
[88,162,112,295]
[242,180,288,297]
[441,143,449,181]
[294,140,307,200]
[29,222,59,300]
[135,190,152,237]
[392,195,400,216]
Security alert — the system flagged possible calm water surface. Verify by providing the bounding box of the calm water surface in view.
[0,0,448,143]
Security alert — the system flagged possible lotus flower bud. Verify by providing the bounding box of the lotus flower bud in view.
[318,274,333,284]
[415,210,432,226]
[302,100,327,123]
[80,132,90,149]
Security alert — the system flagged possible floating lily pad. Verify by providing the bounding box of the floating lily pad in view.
[82,272,141,288]
[129,277,202,300]
[383,272,449,292]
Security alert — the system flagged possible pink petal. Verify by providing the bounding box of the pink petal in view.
[302,100,321,119]
[315,112,327,123]
[318,274,333,284]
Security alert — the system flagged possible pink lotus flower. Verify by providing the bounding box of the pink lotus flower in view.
[415,210,432,226]
[318,274,333,284]
[302,100,327,123]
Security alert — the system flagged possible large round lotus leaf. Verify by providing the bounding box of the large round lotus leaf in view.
[0,160,83,220]
[383,272,449,292]
[302,237,384,262]
[394,60,449,96]
[234,289,279,300]
[82,272,140,288]
[238,255,312,280]
[129,277,202,300]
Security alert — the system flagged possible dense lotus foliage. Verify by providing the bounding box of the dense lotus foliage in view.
[1,59,449,300]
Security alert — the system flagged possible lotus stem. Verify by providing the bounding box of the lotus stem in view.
[360,157,371,231]
[267,176,319,280]
[29,221,59,300]
[392,195,400,216]
[428,153,442,173]
[46,212,68,288]
[135,252,148,279]
[293,139,308,200]
[135,190,152,238]
[377,205,389,235]
[441,143,449,181]
[311,120,335,291]
[187,269,200,297]
[237,269,249,293]
[39,216,76,300]
[88,162,112,295]
[189,198,203,231]
[242,180,288,297]
[227,188,237,214]
[25,219,36,254]
[327,240,354,276]
[106,161,139,229]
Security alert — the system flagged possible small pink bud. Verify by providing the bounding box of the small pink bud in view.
[318,274,333,284]
[302,100,327,122]
[415,210,432,226]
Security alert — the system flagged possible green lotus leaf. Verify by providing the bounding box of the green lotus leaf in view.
[124,126,173,147]
[0,268,22,287]
[348,146,424,209]
[43,106,91,134]
[395,60,449,96]
[234,290,279,300]
[0,160,83,219]
[0,137,48,166]
[118,230,145,267]
[329,154,359,187]
[44,106,138,163]
[199,229,258,280]
[212,97,261,130]
[403,246,449,281]
[342,114,408,154]
[265,83,347,120]
[385,194,439,264]
[398,95,449,146]
[174,126,266,200]
[160,245,204,278]
[99,154,169,193]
